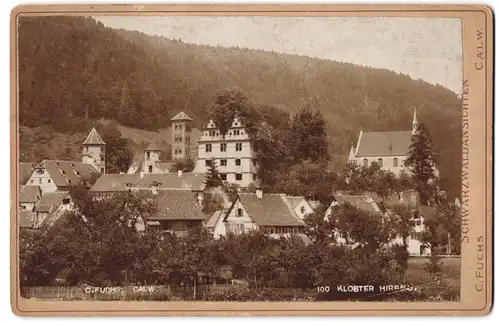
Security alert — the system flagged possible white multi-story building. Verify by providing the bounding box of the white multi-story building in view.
[192,117,257,188]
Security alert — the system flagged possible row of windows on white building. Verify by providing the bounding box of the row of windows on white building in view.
[352,157,402,168]
[205,143,243,152]
[206,129,244,137]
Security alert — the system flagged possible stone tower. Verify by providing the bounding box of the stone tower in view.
[82,127,106,173]
[171,111,193,160]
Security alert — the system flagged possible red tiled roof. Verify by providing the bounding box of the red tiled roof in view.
[332,195,381,214]
[36,191,69,213]
[90,174,140,192]
[236,193,306,227]
[146,190,206,221]
[82,128,106,145]
[19,185,41,203]
[35,160,100,188]
[356,131,412,157]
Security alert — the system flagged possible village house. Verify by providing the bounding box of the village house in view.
[89,173,141,198]
[171,111,194,160]
[204,210,226,239]
[222,189,306,238]
[347,108,439,178]
[34,191,73,229]
[143,190,208,236]
[19,185,42,211]
[324,194,382,222]
[192,117,258,188]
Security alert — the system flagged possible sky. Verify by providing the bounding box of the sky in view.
[95,16,462,94]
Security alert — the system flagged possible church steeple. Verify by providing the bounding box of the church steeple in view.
[412,108,418,135]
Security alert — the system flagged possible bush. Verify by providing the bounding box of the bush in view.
[425,255,443,274]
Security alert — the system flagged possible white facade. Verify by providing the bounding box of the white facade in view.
[143,149,161,174]
[26,167,58,194]
[82,145,105,173]
[193,118,257,188]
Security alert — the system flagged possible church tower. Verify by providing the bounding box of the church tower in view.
[412,108,418,135]
[171,111,193,160]
[82,128,106,174]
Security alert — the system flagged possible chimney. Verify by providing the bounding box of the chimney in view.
[256,187,263,199]
[178,169,182,178]
[140,170,144,179]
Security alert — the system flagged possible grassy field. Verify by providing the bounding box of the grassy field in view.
[403,256,461,301]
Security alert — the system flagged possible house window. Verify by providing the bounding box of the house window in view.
[220,173,227,181]
[205,144,212,152]
[63,198,70,205]
[100,147,104,153]
[300,206,305,214]
[100,156,104,162]
[253,174,257,181]
[220,143,227,152]
[186,137,190,143]
[186,148,190,155]
[234,130,240,135]
[237,208,243,217]
[48,179,51,183]
[235,159,241,166]
[209,130,216,136]
[235,143,242,151]
[363,158,369,167]
[147,152,151,160]
[30,179,34,184]
[236,174,242,181]
[38,178,42,184]
[221,159,227,166]
[100,168,105,173]
[36,169,44,175]
[148,165,153,173]
[20,205,26,210]
[393,158,398,167]
[378,158,384,167]
[205,160,212,167]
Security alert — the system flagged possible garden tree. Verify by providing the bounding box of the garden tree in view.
[274,161,339,204]
[386,203,415,248]
[203,158,223,188]
[288,108,330,164]
[202,193,224,215]
[27,190,158,285]
[95,124,134,174]
[169,157,195,172]
[420,206,449,255]
[404,123,438,205]
[329,203,392,251]
[19,230,58,287]
[436,202,462,255]
[303,210,333,245]
[223,182,240,202]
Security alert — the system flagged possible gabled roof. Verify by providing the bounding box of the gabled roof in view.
[331,195,382,214]
[135,173,205,191]
[82,128,106,145]
[147,190,206,221]
[171,111,193,121]
[19,210,36,228]
[286,196,308,210]
[356,131,412,157]
[34,160,100,187]
[231,193,305,227]
[90,174,140,192]
[36,191,69,213]
[19,185,41,203]
[205,210,224,228]
[19,162,34,185]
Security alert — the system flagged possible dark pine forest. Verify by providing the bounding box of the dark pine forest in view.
[18,16,462,199]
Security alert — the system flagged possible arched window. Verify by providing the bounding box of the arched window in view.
[378,158,384,167]
[363,158,369,167]
[393,158,398,167]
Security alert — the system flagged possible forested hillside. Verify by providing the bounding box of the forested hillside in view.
[17,16,462,198]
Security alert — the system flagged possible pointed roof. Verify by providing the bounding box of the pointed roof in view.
[82,128,106,145]
[171,111,193,121]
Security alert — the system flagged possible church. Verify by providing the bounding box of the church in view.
[347,108,431,176]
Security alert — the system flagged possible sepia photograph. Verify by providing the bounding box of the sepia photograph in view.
[14,8,472,307]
